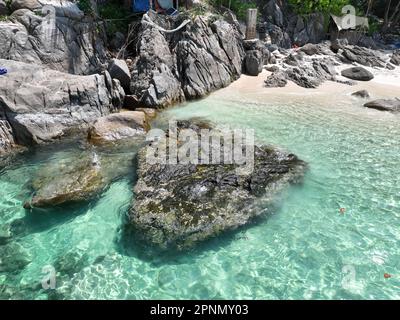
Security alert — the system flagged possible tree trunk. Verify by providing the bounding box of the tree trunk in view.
[383,0,392,31]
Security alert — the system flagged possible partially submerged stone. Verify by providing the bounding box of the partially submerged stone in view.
[364,98,400,113]
[128,121,306,249]
[88,111,149,144]
[352,90,370,99]
[23,154,106,209]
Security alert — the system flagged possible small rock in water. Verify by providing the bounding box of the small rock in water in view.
[352,90,370,99]
[364,98,400,113]
[23,154,106,209]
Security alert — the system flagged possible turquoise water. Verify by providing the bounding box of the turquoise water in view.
[1,88,400,299]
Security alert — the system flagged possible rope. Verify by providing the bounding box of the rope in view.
[142,14,190,33]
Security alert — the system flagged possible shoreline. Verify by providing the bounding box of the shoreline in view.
[212,67,400,101]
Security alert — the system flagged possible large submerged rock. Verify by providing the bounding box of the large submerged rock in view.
[0,59,124,149]
[130,13,245,108]
[128,120,306,249]
[0,0,108,75]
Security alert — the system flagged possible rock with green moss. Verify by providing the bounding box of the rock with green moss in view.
[128,120,306,249]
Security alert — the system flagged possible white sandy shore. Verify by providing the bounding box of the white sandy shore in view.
[211,64,400,107]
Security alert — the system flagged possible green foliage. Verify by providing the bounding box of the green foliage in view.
[209,0,257,21]
[367,20,381,36]
[0,15,9,22]
[77,0,94,15]
[288,0,351,16]
[98,1,131,37]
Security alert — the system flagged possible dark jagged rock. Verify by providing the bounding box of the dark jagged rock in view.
[244,50,263,76]
[330,38,349,53]
[0,59,124,150]
[268,24,292,49]
[128,120,306,249]
[300,43,320,56]
[352,90,370,99]
[0,0,7,15]
[390,50,400,66]
[0,242,32,273]
[340,46,387,68]
[285,60,336,88]
[130,14,244,108]
[289,13,325,46]
[264,72,287,87]
[284,53,303,66]
[265,65,280,72]
[341,67,374,81]
[364,98,400,113]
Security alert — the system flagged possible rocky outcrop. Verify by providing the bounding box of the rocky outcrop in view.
[0,0,7,15]
[285,57,336,88]
[130,14,245,108]
[364,98,400,113]
[339,46,387,68]
[23,152,106,209]
[127,120,306,249]
[266,24,292,48]
[88,111,149,144]
[289,13,325,46]
[0,59,124,149]
[264,71,287,87]
[244,50,263,76]
[341,67,374,81]
[0,0,108,75]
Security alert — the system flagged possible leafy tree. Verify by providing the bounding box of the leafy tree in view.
[288,0,351,15]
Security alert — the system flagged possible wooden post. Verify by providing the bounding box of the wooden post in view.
[246,8,258,40]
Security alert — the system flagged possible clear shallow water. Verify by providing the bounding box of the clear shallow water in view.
[1,89,400,299]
